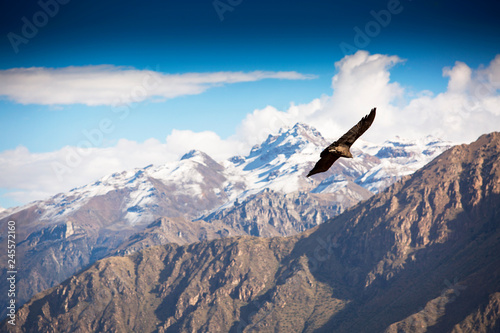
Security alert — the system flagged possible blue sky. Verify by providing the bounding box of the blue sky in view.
[0,0,499,208]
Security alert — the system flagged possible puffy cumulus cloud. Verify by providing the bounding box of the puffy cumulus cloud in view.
[330,51,404,110]
[229,98,328,148]
[231,51,500,144]
[230,51,406,144]
[165,129,244,160]
[0,65,315,106]
[395,55,500,141]
[443,61,472,92]
[235,106,296,146]
[310,51,404,141]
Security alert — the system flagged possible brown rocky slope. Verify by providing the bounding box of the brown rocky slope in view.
[3,132,499,332]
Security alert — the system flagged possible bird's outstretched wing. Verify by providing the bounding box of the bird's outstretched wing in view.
[306,107,376,177]
[306,153,340,177]
[334,107,376,147]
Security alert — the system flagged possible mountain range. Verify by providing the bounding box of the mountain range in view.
[3,131,499,332]
[0,123,453,320]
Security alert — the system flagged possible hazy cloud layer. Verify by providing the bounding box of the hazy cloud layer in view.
[2,51,500,208]
[0,139,173,204]
[0,65,315,106]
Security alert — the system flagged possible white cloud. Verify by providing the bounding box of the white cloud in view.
[0,65,315,106]
[394,55,500,141]
[165,129,244,160]
[234,105,296,146]
[0,139,174,205]
[311,51,405,140]
[0,132,247,207]
[231,51,500,144]
[443,61,472,92]
[230,51,407,145]
[2,51,500,208]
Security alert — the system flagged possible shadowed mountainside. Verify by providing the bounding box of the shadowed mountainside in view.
[0,125,452,320]
[3,132,498,332]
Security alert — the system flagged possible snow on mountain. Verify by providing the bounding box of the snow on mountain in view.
[0,122,455,320]
[221,123,325,197]
[202,124,454,220]
[355,135,454,192]
[1,123,454,228]
[13,150,230,226]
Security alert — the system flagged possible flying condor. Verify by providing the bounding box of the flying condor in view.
[307,107,376,177]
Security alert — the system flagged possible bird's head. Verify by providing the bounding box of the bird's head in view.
[347,151,353,158]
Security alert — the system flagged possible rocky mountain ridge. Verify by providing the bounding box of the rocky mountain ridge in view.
[0,123,452,226]
[4,131,498,332]
[0,122,453,320]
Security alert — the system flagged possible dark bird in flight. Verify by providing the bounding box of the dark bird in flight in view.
[307,107,376,177]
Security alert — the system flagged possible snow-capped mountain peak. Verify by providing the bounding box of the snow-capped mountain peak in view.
[1,123,455,229]
[285,122,325,141]
[245,123,326,170]
[354,135,454,192]
[180,149,211,162]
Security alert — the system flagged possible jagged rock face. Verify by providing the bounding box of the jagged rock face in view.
[4,132,499,332]
[0,150,235,320]
[112,217,247,256]
[202,188,372,237]
[0,123,452,321]
[295,132,500,332]
[0,213,240,321]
